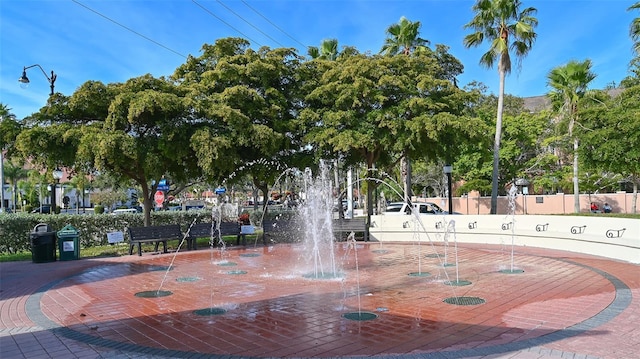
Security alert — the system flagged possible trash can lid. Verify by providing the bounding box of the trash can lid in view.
[57,224,79,236]
[34,223,53,232]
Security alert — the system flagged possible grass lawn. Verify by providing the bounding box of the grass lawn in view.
[0,235,261,262]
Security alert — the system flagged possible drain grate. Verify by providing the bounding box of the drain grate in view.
[444,280,472,286]
[443,296,485,306]
[424,253,440,258]
[302,272,343,279]
[176,277,200,282]
[217,261,237,266]
[134,290,173,298]
[240,253,260,257]
[193,307,227,316]
[408,272,431,277]
[499,269,525,274]
[342,312,378,321]
[226,270,247,275]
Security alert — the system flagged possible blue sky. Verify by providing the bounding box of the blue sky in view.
[1,0,637,120]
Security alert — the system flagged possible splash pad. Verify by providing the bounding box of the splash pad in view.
[36,241,632,358]
[33,165,637,357]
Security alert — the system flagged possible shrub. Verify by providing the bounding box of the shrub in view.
[94,205,104,214]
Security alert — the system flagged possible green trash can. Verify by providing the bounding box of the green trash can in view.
[57,224,80,261]
[30,223,57,263]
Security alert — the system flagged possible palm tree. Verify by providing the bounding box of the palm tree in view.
[630,2,640,54]
[380,16,430,204]
[463,0,538,214]
[380,16,430,56]
[307,39,339,60]
[3,161,28,211]
[547,59,596,213]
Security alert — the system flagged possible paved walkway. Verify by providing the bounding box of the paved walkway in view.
[1,242,638,359]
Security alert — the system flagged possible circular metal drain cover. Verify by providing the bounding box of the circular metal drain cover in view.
[442,263,456,267]
[408,272,431,277]
[499,269,525,274]
[444,280,472,286]
[134,290,173,298]
[240,253,260,257]
[424,253,440,258]
[443,296,485,306]
[217,261,237,266]
[302,272,343,279]
[371,249,390,254]
[342,312,378,321]
[227,270,247,275]
[148,266,172,272]
[176,277,201,282]
[193,307,227,316]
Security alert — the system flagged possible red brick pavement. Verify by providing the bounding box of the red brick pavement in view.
[1,243,638,358]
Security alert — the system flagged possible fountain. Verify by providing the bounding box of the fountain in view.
[297,166,340,279]
[500,184,524,274]
[29,161,635,359]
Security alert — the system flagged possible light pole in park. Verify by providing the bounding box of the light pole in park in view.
[51,169,63,214]
[443,164,453,215]
[18,64,57,96]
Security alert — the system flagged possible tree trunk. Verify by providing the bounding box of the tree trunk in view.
[402,154,412,204]
[141,181,152,227]
[573,137,580,213]
[490,69,506,214]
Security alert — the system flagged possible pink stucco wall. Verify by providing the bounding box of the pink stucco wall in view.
[422,192,639,215]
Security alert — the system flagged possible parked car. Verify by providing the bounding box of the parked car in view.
[31,205,52,214]
[384,202,459,215]
[112,208,138,215]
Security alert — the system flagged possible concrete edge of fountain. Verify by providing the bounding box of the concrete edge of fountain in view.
[369,214,640,264]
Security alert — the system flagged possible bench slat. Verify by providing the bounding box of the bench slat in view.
[128,224,183,256]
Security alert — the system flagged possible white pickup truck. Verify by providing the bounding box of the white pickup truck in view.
[384,202,455,215]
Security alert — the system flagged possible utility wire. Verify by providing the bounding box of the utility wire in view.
[71,0,187,59]
[191,0,262,47]
[215,0,286,48]
[240,0,308,49]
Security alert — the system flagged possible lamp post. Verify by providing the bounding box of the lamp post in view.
[443,164,453,215]
[51,169,63,214]
[18,64,57,96]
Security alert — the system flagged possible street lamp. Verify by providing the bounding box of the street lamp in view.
[18,64,57,96]
[51,169,63,214]
[443,164,453,215]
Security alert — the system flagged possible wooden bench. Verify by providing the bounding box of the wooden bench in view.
[186,222,254,249]
[262,217,369,242]
[127,224,183,256]
[333,218,369,241]
[262,219,300,242]
[185,222,215,250]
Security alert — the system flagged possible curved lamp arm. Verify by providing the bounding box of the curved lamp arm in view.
[19,64,57,96]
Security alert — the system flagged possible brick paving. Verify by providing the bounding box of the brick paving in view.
[1,242,638,358]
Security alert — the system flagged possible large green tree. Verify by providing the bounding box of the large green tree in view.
[580,85,640,213]
[380,16,430,204]
[546,59,597,213]
[16,76,198,225]
[174,38,309,212]
[463,0,538,214]
[301,52,485,219]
